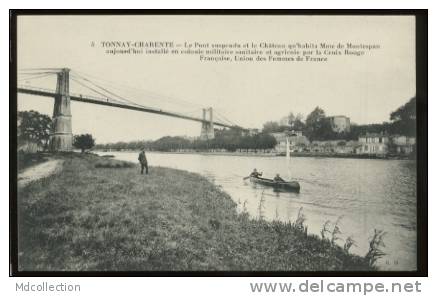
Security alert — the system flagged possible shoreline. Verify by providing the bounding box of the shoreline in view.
[94,149,414,160]
[18,153,376,271]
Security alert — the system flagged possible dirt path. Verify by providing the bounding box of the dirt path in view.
[18,159,64,188]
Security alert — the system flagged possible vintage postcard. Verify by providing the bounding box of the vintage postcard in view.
[10,12,427,275]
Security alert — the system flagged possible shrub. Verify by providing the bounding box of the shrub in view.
[292,207,307,235]
[365,229,387,268]
[330,216,343,245]
[321,220,331,241]
[343,236,356,253]
[94,160,134,169]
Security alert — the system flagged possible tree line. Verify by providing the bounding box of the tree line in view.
[17,96,416,153]
[94,128,277,152]
[18,110,96,153]
[262,97,416,141]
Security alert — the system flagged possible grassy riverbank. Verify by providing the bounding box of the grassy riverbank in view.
[17,151,50,172]
[18,153,374,271]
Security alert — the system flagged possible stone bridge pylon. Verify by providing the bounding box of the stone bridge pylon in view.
[50,68,73,151]
[200,107,214,140]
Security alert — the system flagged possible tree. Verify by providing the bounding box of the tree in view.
[73,134,95,153]
[287,112,296,126]
[295,113,304,122]
[262,121,281,133]
[305,107,328,141]
[306,107,325,124]
[278,112,295,127]
[257,133,277,151]
[346,122,390,141]
[18,110,52,151]
[390,97,416,122]
[94,130,275,153]
[390,97,416,136]
[278,114,291,126]
[292,113,306,131]
[152,136,191,151]
[279,112,306,131]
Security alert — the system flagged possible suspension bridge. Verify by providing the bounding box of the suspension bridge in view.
[17,68,245,151]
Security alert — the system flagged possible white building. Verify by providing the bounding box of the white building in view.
[271,131,309,153]
[391,135,416,154]
[356,133,389,156]
[309,140,360,154]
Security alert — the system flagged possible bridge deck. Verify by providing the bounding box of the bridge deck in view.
[17,86,236,129]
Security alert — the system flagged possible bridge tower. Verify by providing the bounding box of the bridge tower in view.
[50,68,73,151]
[200,107,214,140]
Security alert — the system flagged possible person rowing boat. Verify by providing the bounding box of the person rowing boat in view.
[249,174,300,192]
[243,168,262,180]
[273,174,285,182]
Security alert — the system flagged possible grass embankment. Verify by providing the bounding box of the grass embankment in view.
[18,153,373,271]
[17,151,50,172]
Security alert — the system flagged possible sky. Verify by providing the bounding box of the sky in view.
[16,15,416,143]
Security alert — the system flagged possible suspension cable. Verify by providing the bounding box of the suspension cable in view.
[72,69,204,109]
[71,72,146,108]
[18,72,55,82]
[70,77,131,105]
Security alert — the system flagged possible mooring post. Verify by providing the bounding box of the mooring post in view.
[50,68,73,151]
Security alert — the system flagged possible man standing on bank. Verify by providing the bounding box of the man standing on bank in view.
[138,148,148,175]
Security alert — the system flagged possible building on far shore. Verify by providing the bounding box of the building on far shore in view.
[356,133,389,156]
[327,115,351,133]
[308,140,359,154]
[270,132,288,153]
[391,135,416,155]
[271,130,309,153]
[269,129,415,157]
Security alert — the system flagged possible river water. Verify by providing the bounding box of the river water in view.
[98,151,417,271]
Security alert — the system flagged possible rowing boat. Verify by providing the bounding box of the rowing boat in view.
[249,176,300,192]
